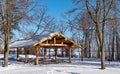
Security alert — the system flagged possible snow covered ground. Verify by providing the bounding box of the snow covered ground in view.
[0,54,120,74]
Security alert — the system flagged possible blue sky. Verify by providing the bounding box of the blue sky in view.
[13,0,74,40]
[40,0,74,37]
[41,0,73,20]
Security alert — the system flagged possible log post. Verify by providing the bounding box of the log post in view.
[44,48,47,61]
[69,48,72,63]
[35,47,39,65]
[25,48,28,63]
[61,48,64,57]
[16,48,19,61]
[55,48,57,62]
[65,48,69,57]
[49,49,51,59]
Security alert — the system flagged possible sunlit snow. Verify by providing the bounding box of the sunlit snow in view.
[0,54,120,74]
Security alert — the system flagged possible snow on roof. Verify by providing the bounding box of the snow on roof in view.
[50,32,58,36]
[10,33,52,48]
[10,32,81,49]
[10,39,38,48]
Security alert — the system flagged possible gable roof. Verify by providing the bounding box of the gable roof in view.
[34,33,81,48]
[10,33,81,48]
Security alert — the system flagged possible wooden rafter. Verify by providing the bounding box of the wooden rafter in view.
[46,40,48,44]
[61,41,63,44]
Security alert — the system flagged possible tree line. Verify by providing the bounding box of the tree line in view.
[68,0,120,69]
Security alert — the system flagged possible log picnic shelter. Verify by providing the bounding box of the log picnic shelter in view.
[10,33,81,65]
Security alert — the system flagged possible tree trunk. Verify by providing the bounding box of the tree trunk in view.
[84,33,88,58]
[116,32,119,60]
[108,41,111,60]
[4,0,11,67]
[96,34,100,58]
[88,40,91,58]
[4,43,9,67]
[111,29,115,60]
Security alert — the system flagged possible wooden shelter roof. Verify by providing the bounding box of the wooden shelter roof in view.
[10,33,81,48]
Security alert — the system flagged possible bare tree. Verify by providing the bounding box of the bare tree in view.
[71,0,114,69]
[0,0,40,67]
[67,10,95,58]
[85,0,114,69]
